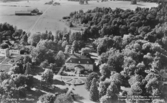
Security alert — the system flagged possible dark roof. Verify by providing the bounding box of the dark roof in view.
[75,65,85,68]
[66,53,93,64]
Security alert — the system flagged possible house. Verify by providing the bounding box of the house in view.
[0,48,20,57]
[65,53,94,71]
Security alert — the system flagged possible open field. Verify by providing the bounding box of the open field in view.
[0,64,11,72]
[0,0,158,33]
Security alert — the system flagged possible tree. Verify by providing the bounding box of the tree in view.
[67,21,73,27]
[105,82,119,103]
[107,51,123,72]
[100,95,113,103]
[119,25,128,36]
[38,93,55,103]
[20,33,28,45]
[55,51,65,67]
[41,69,54,84]
[99,81,110,98]
[106,82,119,95]
[85,72,99,91]
[110,72,124,88]
[95,36,114,55]
[89,78,99,102]
[31,40,58,63]
[100,81,119,103]
[112,36,123,50]
[40,60,49,69]
[123,56,136,76]
[90,25,99,38]
[13,74,26,88]
[54,30,62,42]
[41,32,49,40]
[97,44,106,55]
[24,62,32,74]
[25,75,33,90]
[152,88,160,96]
[81,47,91,56]
[71,40,78,53]
[12,29,23,38]
[9,65,21,74]
[128,74,143,86]
[77,40,85,50]
[23,56,31,64]
[99,63,111,81]
[144,72,160,82]
[64,45,71,54]
[69,32,82,43]
[49,63,57,71]
[61,41,68,49]
[145,77,160,95]
[0,72,10,83]
[12,86,27,98]
[28,32,41,46]
[1,79,15,95]
[130,82,143,95]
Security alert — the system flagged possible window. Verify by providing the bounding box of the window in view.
[79,61,80,63]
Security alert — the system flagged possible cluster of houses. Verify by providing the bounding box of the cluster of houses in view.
[79,0,88,4]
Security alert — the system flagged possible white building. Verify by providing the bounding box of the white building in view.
[0,49,20,57]
[65,53,94,71]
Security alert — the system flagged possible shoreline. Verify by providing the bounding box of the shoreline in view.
[0,0,158,33]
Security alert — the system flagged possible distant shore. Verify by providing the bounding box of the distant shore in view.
[0,0,40,3]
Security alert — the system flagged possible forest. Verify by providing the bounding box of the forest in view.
[67,2,167,103]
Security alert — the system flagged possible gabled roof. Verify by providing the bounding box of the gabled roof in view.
[66,53,93,64]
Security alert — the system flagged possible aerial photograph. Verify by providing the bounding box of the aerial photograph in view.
[0,0,166,103]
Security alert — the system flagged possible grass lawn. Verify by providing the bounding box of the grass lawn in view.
[73,85,98,103]
[0,64,11,72]
[1,57,11,64]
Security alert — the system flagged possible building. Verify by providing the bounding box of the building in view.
[65,53,94,71]
[0,49,20,57]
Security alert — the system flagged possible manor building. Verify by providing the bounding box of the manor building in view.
[65,53,94,71]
